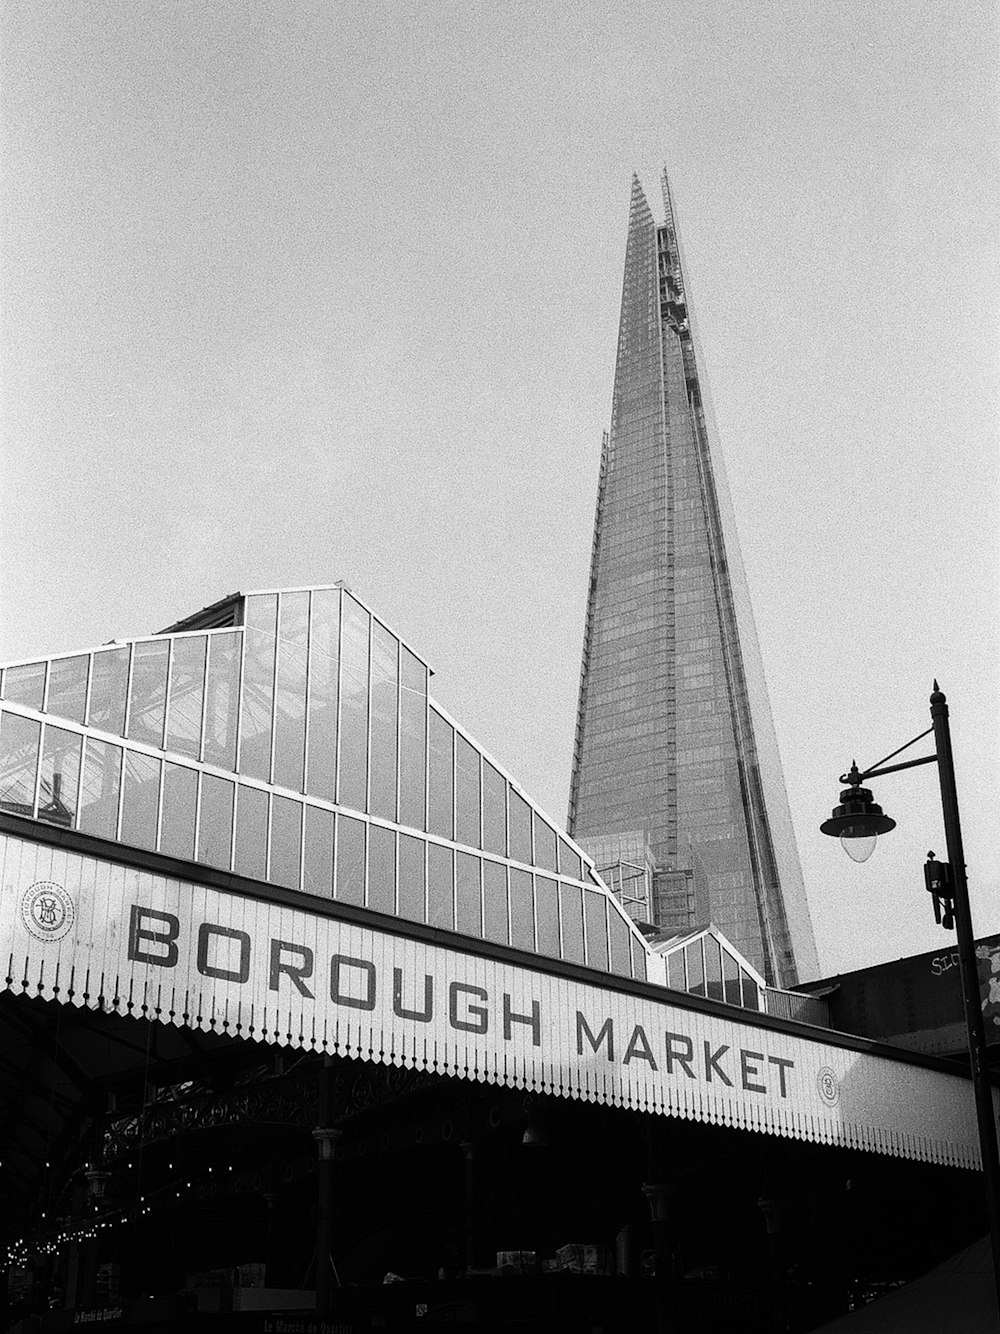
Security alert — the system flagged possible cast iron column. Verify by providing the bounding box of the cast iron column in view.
[313,1055,341,1315]
[461,1140,488,1273]
[312,1126,341,1314]
[642,1183,673,1334]
[758,1194,788,1334]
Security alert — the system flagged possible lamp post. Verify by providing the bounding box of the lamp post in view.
[820,683,1000,1313]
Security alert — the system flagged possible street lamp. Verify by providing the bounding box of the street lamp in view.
[820,683,1000,1314]
[819,764,895,863]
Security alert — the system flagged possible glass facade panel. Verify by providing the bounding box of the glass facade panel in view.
[306,589,339,803]
[607,908,631,977]
[427,709,454,840]
[455,851,482,937]
[482,761,506,857]
[78,738,122,840]
[705,935,724,1000]
[369,621,399,822]
[198,773,233,869]
[273,592,309,792]
[367,822,396,915]
[667,950,686,992]
[127,640,169,748]
[203,632,240,770]
[339,594,370,812]
[270,794,302,890]
[335,814,365,906]
[88,648,128,735]
[560,883,585,964]
[534,875,559,957]
[121,750,161,851]
[303,804,335,898]
[397,833,426,924]
[2,662,46,711]
[38,724,81,827]
[509,868,534,952]
[0,711,41,816]
[508,789,531,864]
[583,890,609,971]
[160,762,197,860]
[557,837,583,882]
[723,949,742,1005]
[631,933,649,982]
[240,594,278,782]
[686,941,705,996]
[741,969,761,1011]
[482,859,508,945]
[427,841,454,929]
[235,784,268,881]
[165,636,206,760]
[46,655,88,725]
[454,734,480,849]
[398,647,426,832]
[533,813,557,873]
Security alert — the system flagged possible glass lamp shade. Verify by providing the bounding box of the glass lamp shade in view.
[841,831,878,863]
[521,1123,549,1149]
[85,1169,110,1200]
[821,781,896,860]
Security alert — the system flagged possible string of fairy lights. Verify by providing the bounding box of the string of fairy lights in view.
[4,1152,313,1273]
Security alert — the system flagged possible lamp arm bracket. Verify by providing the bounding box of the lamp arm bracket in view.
[845,753,938,783]
[842,727,936,785]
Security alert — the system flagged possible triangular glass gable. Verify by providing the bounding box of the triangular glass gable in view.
[0,586,654,982]
[651,924,766,1011]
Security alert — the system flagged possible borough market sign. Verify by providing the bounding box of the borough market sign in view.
[0,832,988,1170]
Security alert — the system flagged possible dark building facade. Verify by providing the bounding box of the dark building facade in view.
[801,932,1000,1059]
[569,171,819,987]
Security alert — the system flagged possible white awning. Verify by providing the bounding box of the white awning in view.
[1,830,989,1171]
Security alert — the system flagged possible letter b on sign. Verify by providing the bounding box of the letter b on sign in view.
[128,905,179,967]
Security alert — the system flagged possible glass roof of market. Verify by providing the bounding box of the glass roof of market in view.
[0,585,655,983]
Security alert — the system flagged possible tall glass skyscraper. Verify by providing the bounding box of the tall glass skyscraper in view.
[568,170,819,987]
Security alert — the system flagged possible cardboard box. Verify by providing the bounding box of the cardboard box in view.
[496,1250,536,1273]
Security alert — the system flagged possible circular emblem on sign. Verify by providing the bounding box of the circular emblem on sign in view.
[817,1066,840,1107]
[21,881,75,943]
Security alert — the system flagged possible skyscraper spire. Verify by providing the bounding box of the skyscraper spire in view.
[569,170,819,987]
[659,165,678,233]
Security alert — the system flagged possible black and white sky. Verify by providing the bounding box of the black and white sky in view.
[2,0,996,976]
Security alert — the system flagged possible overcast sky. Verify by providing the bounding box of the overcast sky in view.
[2,0,996,977]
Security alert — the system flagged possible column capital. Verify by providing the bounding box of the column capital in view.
[757,1195,785,1235]
[641,1182,672,1223]
[312,1126,343,1160]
